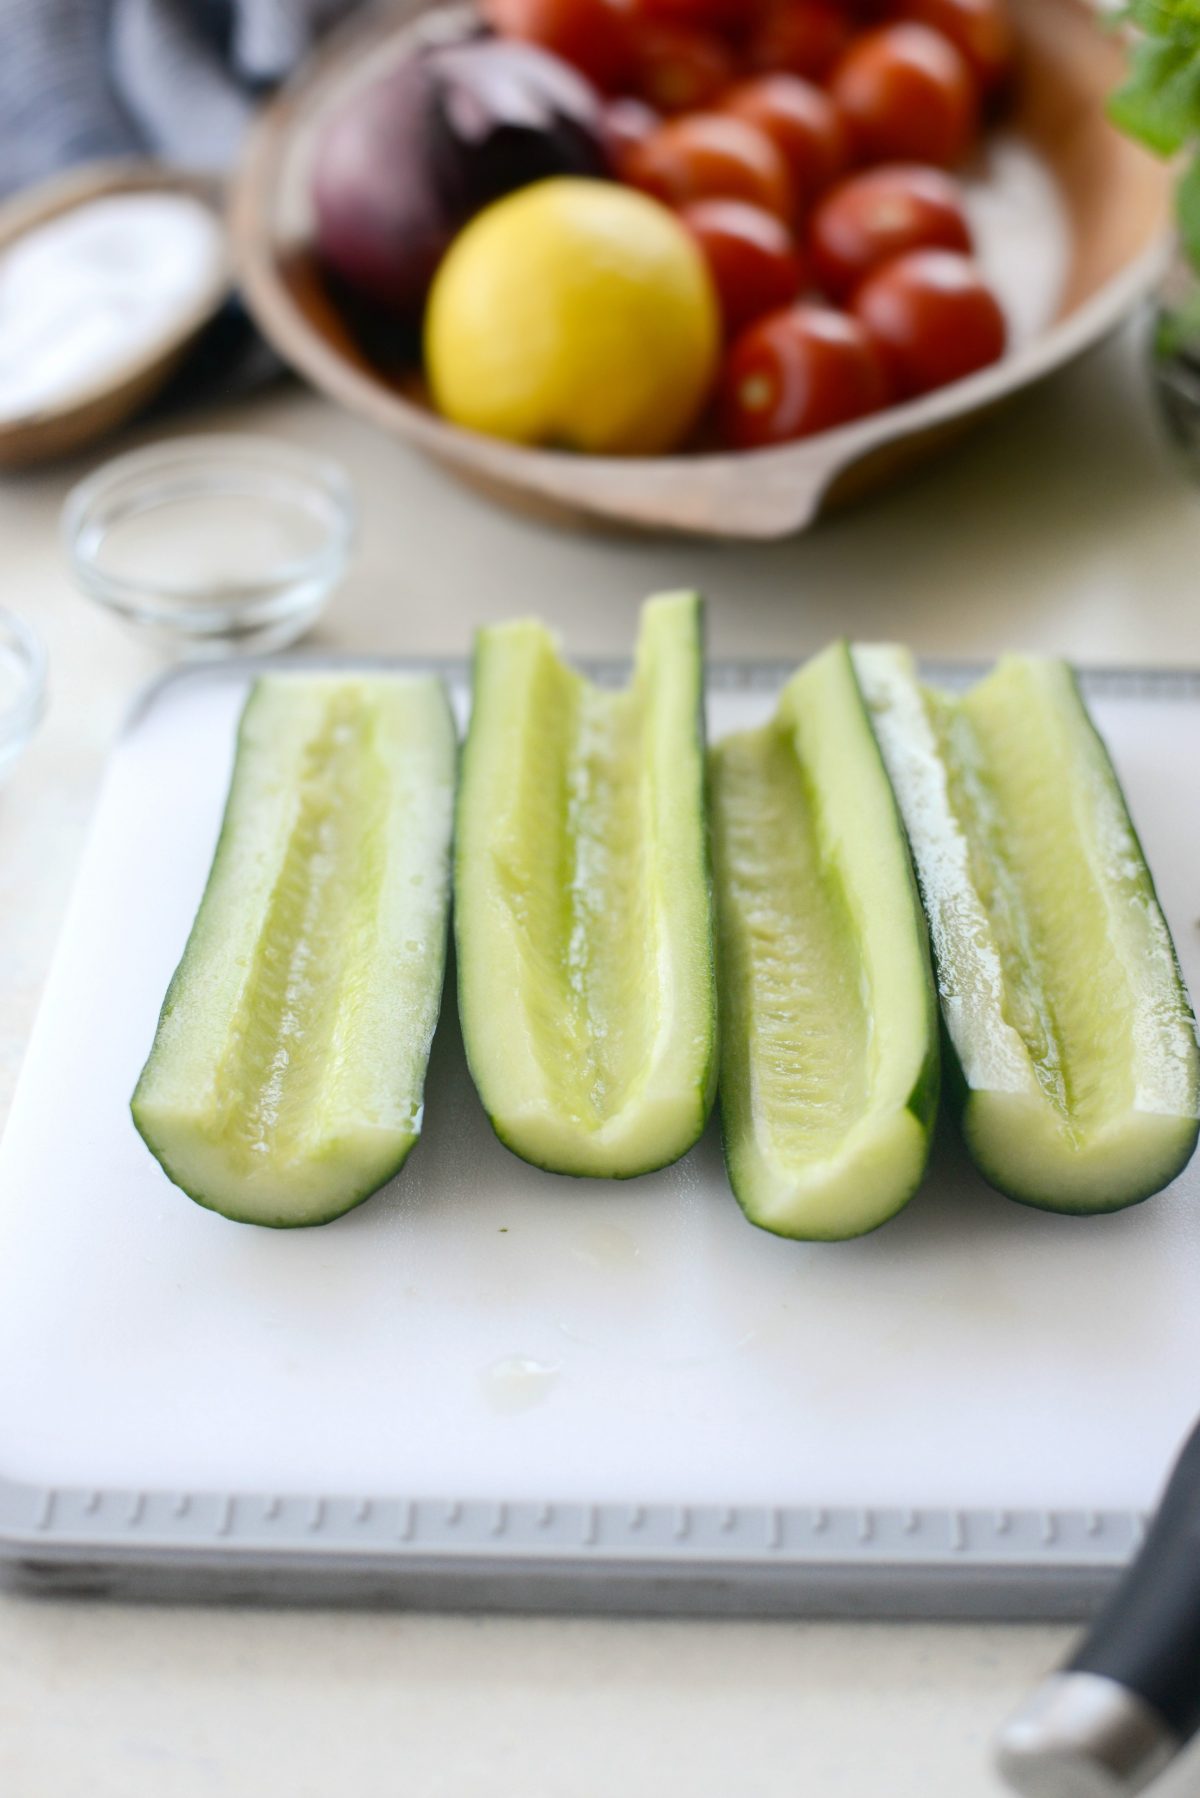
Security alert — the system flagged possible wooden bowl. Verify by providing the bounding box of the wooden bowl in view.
[0,162,232,471]
[231,0,1171,540]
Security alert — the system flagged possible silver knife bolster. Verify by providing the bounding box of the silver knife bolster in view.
[995,1671,1180,1798]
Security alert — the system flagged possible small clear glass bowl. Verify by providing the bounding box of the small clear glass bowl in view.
[61,435,356,658]
[0,609,46,779]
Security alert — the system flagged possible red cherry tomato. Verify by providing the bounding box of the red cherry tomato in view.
[680,200,807,336]
[720,303,889,447]
[482,0,632,91]
[746,1,854,81]
[830,23,978,167]
[810,163,972,297]
[631,0,748,28]
[630,21,737,113]
[852,248,1005,395]
[624,114,794,221]
[721,75,847,216]
[890,0,1013,93]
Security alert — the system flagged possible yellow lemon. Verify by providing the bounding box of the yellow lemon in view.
[425,178,719,456]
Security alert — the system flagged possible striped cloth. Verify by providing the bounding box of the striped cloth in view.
[0,0,361,197]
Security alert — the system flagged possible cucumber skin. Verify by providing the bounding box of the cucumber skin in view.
[956,666,1199,1216]
[131,681,455,1229]
[130,688,356,1229]
[483,1112,713,1184]
[717,642,940,1242]
[824,639,940,1239]
[453,629,524,1175]
[454,597,718,1180]
[957,1092,1199,1218]
[129,1127,415,1231]
[875,660,1200,1216]
[693,622,721,1151]
[720,932,940,1241]
[719,1097,935,1242]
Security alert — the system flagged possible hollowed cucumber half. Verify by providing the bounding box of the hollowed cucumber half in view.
[710,641,939,1240]
[856,646,1200,1213]
[454,592,717,1178]
[132,674,457,1227]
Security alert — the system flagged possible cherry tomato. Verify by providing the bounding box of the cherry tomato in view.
[746,2,854,81]
[720,303,889,447]
[852,248,1005,395]
[829,24,978,168]
[624,114,794,221]
[680,200,807,336]
[631,0,749,28]
[890,0,1013,93]
[810,163,972,297]
[630,21,736,113]
[483,0,632,91]
[604,96,661,174]
[721,75,847,216]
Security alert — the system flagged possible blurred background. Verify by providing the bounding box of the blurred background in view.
[0,0,354,192]
[5,9,1200,1798]
[0,0,1184,526]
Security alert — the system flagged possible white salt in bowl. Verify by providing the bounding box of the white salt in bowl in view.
[0,163,231,470]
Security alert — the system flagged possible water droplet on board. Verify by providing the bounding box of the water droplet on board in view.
[571,1221,641,1271]
[480,1356,560,1414]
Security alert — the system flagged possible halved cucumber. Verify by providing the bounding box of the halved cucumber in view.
[454,592,716,1177]
[855,646,1200,1212]
[132,675,456,1227]
[710,641,939,1240]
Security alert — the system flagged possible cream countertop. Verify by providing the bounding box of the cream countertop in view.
[2,325,1200,1798]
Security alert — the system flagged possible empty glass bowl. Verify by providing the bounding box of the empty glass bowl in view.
[0,609,46,778]
[61,435,356,657]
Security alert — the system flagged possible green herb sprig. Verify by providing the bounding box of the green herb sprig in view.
[1111,2,1200,267]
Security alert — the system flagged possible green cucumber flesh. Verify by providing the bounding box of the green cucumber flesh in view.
[454,592,717,1177]
[710,641,939,1240]
[131,674,456,1227]
[855,646,1200,1213]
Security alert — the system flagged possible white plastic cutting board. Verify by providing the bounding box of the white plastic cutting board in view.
[1,661,1198,1519]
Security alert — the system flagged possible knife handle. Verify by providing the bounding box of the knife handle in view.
[997,1415,1200,1798]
